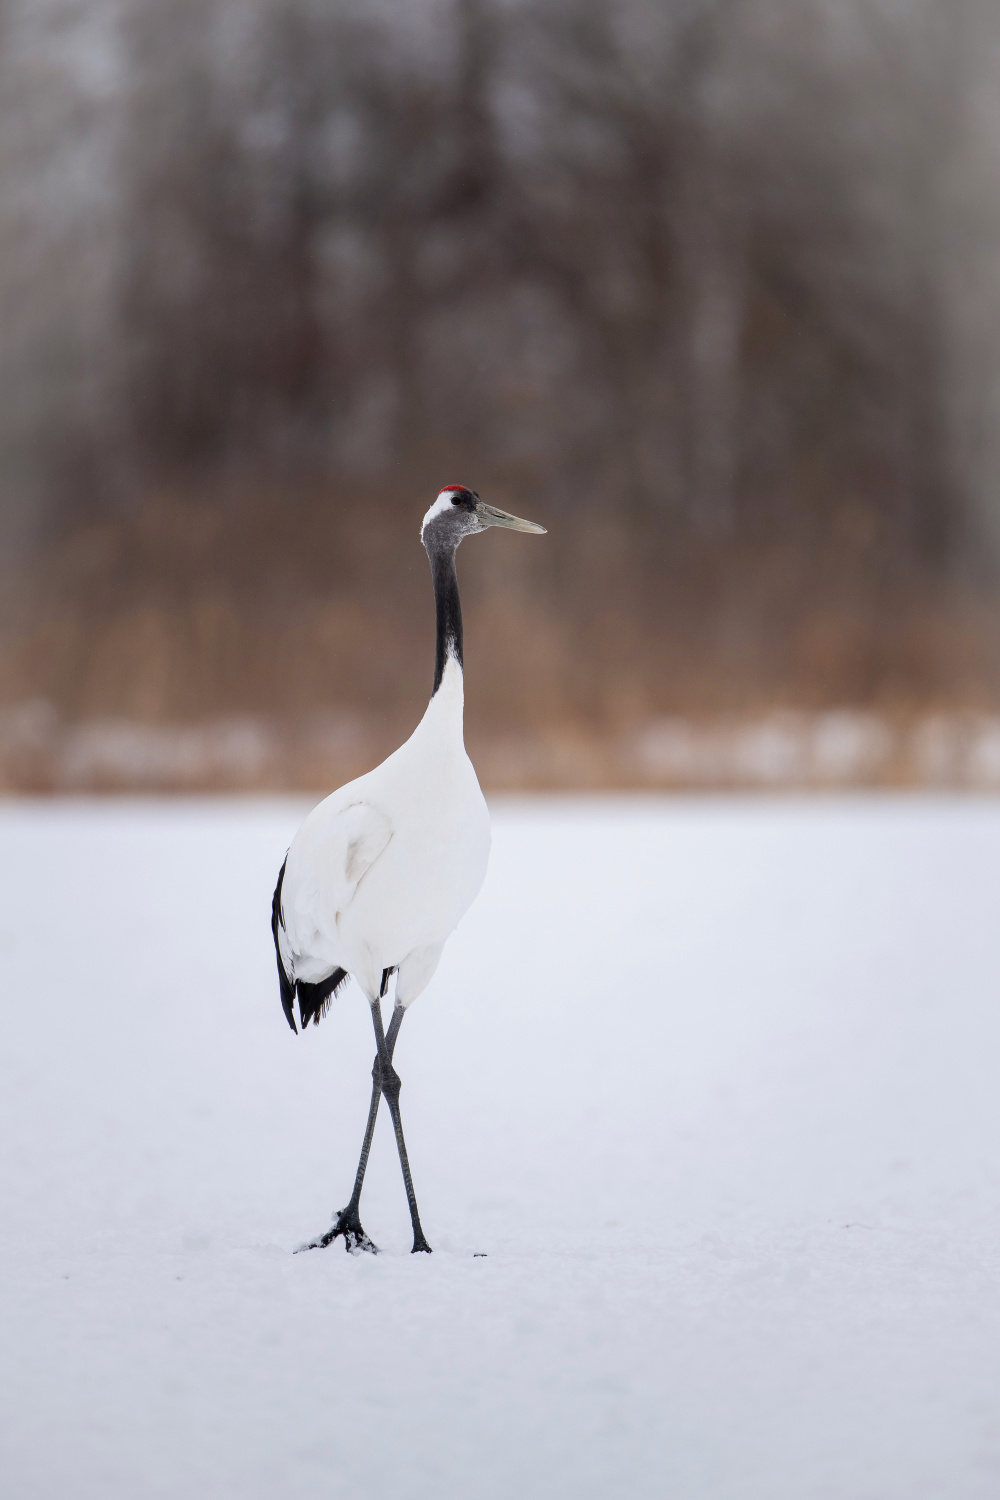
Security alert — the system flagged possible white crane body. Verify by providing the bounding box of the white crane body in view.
[277,656,490,1007]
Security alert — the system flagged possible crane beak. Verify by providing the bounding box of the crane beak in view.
[476,501,547,534]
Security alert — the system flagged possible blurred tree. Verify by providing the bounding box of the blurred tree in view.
[103,0,967,558]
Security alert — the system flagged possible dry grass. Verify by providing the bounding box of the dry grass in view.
[2,491,1000,792]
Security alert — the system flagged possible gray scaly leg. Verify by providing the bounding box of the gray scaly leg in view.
[371,994,432,1254]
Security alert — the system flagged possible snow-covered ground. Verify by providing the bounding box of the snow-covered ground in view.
[2,797,999,1499]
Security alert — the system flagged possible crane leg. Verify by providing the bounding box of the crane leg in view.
[297,977,430,1256]
[371,997,432,1254]
[298,1067,380,1254]
[296,980,400,1255]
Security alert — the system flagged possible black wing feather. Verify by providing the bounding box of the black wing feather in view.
[271,856,350,1033]
[271,858,297,1033]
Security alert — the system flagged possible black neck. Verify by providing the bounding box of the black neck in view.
[429,542,463,695]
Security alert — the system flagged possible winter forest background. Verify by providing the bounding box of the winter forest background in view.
[4,0,1000,789]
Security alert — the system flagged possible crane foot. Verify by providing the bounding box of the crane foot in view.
[296,1205,378,1255]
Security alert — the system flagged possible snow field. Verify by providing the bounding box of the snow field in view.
[1,797,999,1499]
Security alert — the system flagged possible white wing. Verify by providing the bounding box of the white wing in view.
[281,799,393,976]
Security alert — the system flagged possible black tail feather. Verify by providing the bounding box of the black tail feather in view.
[296,967,350,1029]
[271,858,298,1033]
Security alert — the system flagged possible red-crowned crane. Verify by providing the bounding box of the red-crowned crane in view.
[271,487,546,1253]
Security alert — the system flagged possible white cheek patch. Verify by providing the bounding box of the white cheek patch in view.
[421,489,461,533]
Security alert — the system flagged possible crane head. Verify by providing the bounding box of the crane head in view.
[421,486,546,551]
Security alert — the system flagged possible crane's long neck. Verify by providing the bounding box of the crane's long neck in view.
[429,542,463,697]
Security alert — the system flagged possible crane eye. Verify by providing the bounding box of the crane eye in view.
[451,494,462,506]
